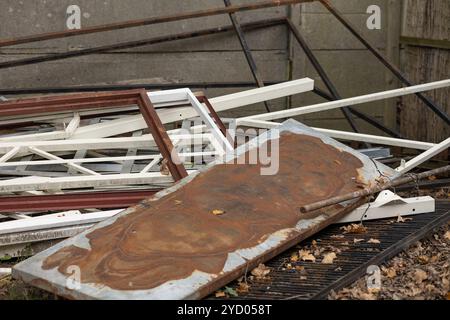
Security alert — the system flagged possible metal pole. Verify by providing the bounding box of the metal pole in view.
[224,0,272,112]
[312,87,403,138]
[0,81,281,96]
[320,0,450,126]
[287,18,404,139]
[0,18,285,70]
[300,165,450,213]
[286,19,360,134]
[0,0,314,48]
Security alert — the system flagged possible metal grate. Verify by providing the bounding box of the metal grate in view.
[211,200,450,300]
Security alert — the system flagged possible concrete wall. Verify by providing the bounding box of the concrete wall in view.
[0,0,401,134]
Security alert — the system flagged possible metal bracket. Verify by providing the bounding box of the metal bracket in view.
[337,190,435,224]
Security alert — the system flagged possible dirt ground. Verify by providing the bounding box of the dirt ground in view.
[329,224,450,300]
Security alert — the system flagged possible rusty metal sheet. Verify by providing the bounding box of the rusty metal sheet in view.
[13,120,395,300]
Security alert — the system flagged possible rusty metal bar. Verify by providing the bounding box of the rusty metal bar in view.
[0,81,282,96]
[0,190,161,213]
[319,0,450,126]
[224,0,272,113]
[0,0,313,48]
[0,18,285,70]
[300,165,450,213]
[137,90,188,181]
[196,94,228,137]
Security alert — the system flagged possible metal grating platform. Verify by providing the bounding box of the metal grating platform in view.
[213,200,450,300]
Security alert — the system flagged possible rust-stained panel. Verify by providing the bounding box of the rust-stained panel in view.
[13,120,395,300]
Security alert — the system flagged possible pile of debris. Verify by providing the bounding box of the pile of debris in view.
[0,77,448,299]
[0,0,448,300]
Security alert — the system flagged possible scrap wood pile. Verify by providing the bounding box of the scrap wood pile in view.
[0,0,448,300]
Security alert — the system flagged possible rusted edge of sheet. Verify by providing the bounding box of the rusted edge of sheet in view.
[12,120,395,300]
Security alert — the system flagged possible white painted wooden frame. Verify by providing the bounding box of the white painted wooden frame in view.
[242,79,450,122]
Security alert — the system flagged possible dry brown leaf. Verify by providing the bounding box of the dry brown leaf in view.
[418,255,429,264]
[211,209,225,216]
[295,266,305,272]
[322,252,337,264]
[341,223,367,234]
[428,175,437,181]
[367,238,381,244]
[236,282,250,294]
[353,238,365,243]
[444,231,450,241]
[290,253,299,262]
[215,291,226,298]
[384,267,397,278]
[397,215,413,223]
[300,276,307,280]
[299,250,316,262]
[251,264,271,279]
[413,269,428,284]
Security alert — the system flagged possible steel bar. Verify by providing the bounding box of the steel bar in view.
[245,79,450,121]
[287,19,403,139]
[320,0,450,125]
[0,0,312,48]
[0,81,282,96]
[0,18,285,70]
[196,95,227,137]
[314,87,403,138]
[138,91,188,181]
[224,0,271,113]
[286,19,360,134]
[300,165,450,213]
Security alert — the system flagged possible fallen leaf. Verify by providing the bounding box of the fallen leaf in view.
[300,276,307,280]
[236,282,250,294]
[428,175,437,181]
[295,266,305,272]
[299,250,316,262]
[444,231,450,241]
[341,223,367,234]
[331,235,345,239]
[397,215,412,223]
[418,255,429,264]
[384,267,397,278]
[367,238,381,244]
[413,269,428,284]
[224,286,238,297]
[215,291,226,298]
[251,264,271,279]
[322,252,337,264]
[354,238,365,243]
[290,253,299,262]
[211,209,225,216]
